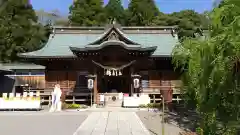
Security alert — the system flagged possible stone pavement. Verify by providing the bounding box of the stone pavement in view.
[73,111,151,135]
[0,111,89,135]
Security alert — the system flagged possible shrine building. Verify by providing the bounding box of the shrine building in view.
[18,23,182,105]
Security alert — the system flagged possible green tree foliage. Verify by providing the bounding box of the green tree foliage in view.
[68,0,106,26]
[198,11,210,30]
[151,12,177,26]
[171,10,204,39]
[172,0,240,134]
[104,0,125,25]
[0,0,48,62]
[152,10,208,40]
[126,0,159,26]
[67,0,208,39]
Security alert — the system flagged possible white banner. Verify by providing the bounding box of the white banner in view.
[0,98,41,109]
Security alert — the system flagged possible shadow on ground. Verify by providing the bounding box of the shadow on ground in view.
[165,103,199,132]
[137,111,182,135]
[137,103,200,135]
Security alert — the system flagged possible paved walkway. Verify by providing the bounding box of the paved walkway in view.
[0,111,89,135]
[73,112,151,135]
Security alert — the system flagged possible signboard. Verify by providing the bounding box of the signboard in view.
[87,79,94,89]
[133,78,140,89]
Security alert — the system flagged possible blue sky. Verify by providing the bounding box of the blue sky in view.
[31,0,213,15]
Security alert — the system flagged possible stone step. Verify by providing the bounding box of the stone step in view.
[106,103,122,106]
[105,100,123,107]
[106,103,122,105]
[107,100,122,103]
[106,105,122,107]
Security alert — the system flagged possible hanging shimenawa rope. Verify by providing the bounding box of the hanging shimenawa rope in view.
[92,60,136,76]
[92,60,136,70]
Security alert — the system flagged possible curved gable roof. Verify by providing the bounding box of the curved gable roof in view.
[70,40,157,52]
[87,26,140,45]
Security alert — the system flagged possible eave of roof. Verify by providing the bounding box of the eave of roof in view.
[52,25,178,30]
[70,40,157,52]
[1,63,45,70]
[18,54,76,59]
[0,64,12,72]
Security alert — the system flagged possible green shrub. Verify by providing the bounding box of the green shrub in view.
[147,103,154,108]
[146,103,162,108]
[196,127,203,135]
[139,104,147,108]
[153,103,161,108]
[80,105,88,109]
[68,103,81,109]
[62,103,87,109]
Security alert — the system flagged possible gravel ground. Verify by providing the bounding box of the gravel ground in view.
[0,111,89,135]
[137,111,183,135]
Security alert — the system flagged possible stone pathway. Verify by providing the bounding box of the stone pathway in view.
[73,112,151,135]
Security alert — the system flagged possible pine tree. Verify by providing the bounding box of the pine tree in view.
[126,0,159,26]
[105,0,125,25]
[69,0,106,26]
[0,0,47,62]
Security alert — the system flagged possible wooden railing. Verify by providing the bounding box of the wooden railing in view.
[142,86,182,103]
[24,87,91,105]
[142,86,181,94]
[25,85,183,105]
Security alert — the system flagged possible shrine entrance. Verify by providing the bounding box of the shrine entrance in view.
[94,60,133,95]
[100,75,130,93]
[69,26,157,105]
[94,60,133,107]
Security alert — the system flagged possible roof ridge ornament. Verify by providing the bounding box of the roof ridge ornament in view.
[171,28,178,39]
[109,18,117,25]
[51,28,56,38]
[106,18,121,30]
[112,18,116,25]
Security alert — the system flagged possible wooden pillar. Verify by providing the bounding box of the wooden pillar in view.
[93,69,98,105]
[130,67,134,96]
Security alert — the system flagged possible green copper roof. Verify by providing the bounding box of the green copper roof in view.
[0,63,45,73]
[127,34,178,56]
[19,26,179,58]
[19,34,100,58]
[0,64,12,72]
[1,63,45,70]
